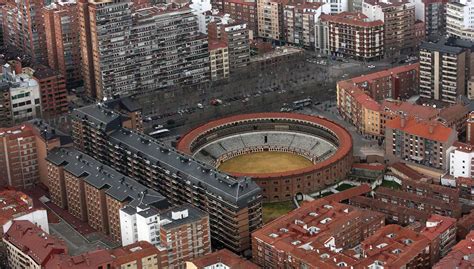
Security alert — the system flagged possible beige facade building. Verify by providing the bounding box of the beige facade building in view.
[209,41,230,80]
[258,0,287,41]
[317,12,384,60]
[419,39,474,103]
[362,0,415,57]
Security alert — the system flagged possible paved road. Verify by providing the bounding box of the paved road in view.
[143,50,406,137]
[300,103,384,158]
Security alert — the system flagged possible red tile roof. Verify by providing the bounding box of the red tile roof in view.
[434,230,474,269]
[208,39,228,50]
[361,224,431,268]
[321,12,383,27]
[350,63,419,85]
[252,198,383,255]
[420,214,456,241]
[355,93,380,111]
[452,141,474,153]
[385,116,456,143]
[45,250,113,269]
[111,241,158,267]
[190,249,260,268]
[389,162,424,180]
[4,220,67,266]
[381,100,438,121]
[0,190,35,229]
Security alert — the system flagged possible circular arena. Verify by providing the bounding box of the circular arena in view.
[177,113,353,202]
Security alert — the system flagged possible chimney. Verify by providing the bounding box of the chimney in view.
[429,124,435,134]
[400,115,406,128]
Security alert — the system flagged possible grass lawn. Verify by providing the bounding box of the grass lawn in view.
[336,183,355,192]
[263,201,296,224]
[380,180,401,189]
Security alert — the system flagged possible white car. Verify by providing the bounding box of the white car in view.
[197,103,204,109]
[368,65,376,69]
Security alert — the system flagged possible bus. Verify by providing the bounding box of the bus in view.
[149,128,170,138]
[292,98,312,110]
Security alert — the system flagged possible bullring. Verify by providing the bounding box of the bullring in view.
[177,113,353,202]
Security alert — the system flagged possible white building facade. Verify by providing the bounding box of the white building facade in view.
[2,64,41,124]
[119,205,161,247]
[447,0,474,41]
[190,0,212,34]
[447,142,474,179]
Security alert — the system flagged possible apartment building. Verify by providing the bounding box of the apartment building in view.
[446,141,474,179]
[252,198,385,268]
[434,230,474,268]
[336,64,419,138]
[70,104,263,253]
[223,0,258,38]
[190,0,212,34]
[419,40,474,103]
[421,215,457,264]
[1,0,47,64]
[208,41,230,80]
[457,210,474,240]
[447,0,474,41]
[208,14,251,72]
[187,249,260,268]
[384,116,457,169]
[3,219,173,269]
[317,12,384,60]
[32,66,68,118]
[376,186,461,218]
[120,205,160,247]
[43,1,83,89]
[0,64,41,126]
[79,1,209,99]
[0,190,49,236]
[284,3,329,49]
[110,241,161,269]
[121,204,211,267]
[362,0,415,57]
[339,63,419,103]
[0,120,69,188]
[103,97,144,133]
[443,141,474,201]
[158,205,211,267]
[413,0,447,38]
[3,220,68,269]
[358,225,431,268]
[257,0,288,41]
[46,147,168,242]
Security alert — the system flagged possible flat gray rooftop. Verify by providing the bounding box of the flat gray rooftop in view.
[47,147,167,208]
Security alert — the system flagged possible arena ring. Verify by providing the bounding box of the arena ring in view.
[177,113,353,202]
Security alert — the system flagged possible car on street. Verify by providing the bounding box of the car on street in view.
[368,65,376,69]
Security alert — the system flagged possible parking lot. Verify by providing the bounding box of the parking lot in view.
[145,50,405,141]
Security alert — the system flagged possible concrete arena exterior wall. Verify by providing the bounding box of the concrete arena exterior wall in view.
[177,113,353,202]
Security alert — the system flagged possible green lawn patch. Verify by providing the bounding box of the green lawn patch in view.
[263,201,295,224]
[380,180,401,189]
[336,183,355,192]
